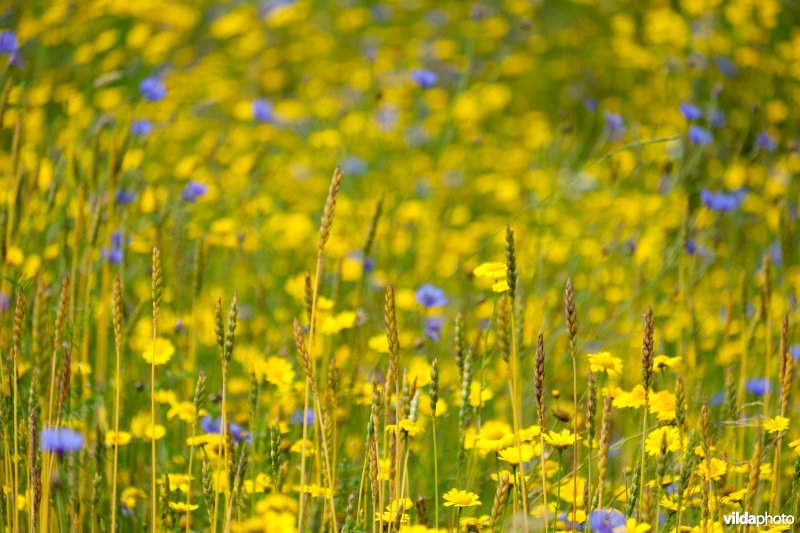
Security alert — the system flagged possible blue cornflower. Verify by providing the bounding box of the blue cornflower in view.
[0,293,9,312]
[115,190,136,205]
[688,125,713,145]
[139,77,166,101]
[181,181,207,202]
[424,316,444,342]
[746,378,771,397]
[604,111,625,139]
[584,99,598,112]
[700,188,746,212]
[588,509,625,533]
[756,131,777,152]
[715,56,737,77]
[790,345,800,362]
[130,119,153,137]
[41,428,84,453]
[708,391,725,407]
[291,408,315,425]
[0,30,18,55]
[199,415,249,443]
[686,239,697,255]
[710,109,726,128]
[102,231,124,264]
[415,284,448,308]
[679,102,702,121]
[342,156,367,175]
[411,69,437,89]
[253,98,273,123]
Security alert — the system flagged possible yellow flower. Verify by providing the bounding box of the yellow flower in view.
[788,437,800,452]
[142,337,175,366]
[120,487,145,509]
[763,416,789,434]
[320,310,357,334]
[168,501,199,512]
[543,429,581,449]
[648,391,676,422]
[645,427,680,456]
[698,458,727,481]
[442,489,481,508]
[386,498,414,514]
[385,419,425,438]
[143,424,166,440]
[612,385,647,409]
[469,381,493,407]
[653,355,682,370]
[497,443,536,465]
[473,421,513,452]
[491,280,510,293]
[614,518,651,532]
[167,401,198,422]
[473,262,506,278]
[105,431,132,446]
[586,351,623,377]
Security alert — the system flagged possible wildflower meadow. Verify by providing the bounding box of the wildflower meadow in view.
[1,0,800,532]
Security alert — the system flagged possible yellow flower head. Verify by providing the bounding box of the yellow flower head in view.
[763,416,789,434]
[543,429,581,450]
[586,351,623,377]
[497,443,537,465]
[645,427,680,457]
[443,489,481,508]
[142,337,175,366]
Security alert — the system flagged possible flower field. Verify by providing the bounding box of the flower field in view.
[0,0,799,531]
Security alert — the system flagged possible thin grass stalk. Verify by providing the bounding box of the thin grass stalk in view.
[151,246,163,531]
[564,279,579,532]
[110,275,123,533]
[298,167,342,532]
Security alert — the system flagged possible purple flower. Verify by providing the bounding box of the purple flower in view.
[0,30,18,55]
[715,56,737,77]
[604,111,625,139]
[745,378,770,397]
[411,69,437,89]
[0,293,9,312]
[756,131,777,152]
[588,509,625,533]
[175,319,185,334]
[415,284,448,308]
[710,110,726,128]
[181,181,207,202]
[688,125,713,145]
[679,102,702,121]
[685,239,697,255]
[424,316,444,343]
[700,188,746,212]
[342,156,367,175]
[253,99,273,123]
[584,99,598,112]
[291,409,315,425]
[130,119,153,137]
[116,190,136,205]
[41,428,84,453]
[708,391,725,407]
[791,345,800,362]
[139,77,166,101]
[199,416,249,443]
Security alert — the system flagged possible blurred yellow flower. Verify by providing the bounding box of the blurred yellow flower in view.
[142,337,175,366]
[586,351,623,377]
[763,416,789,434]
